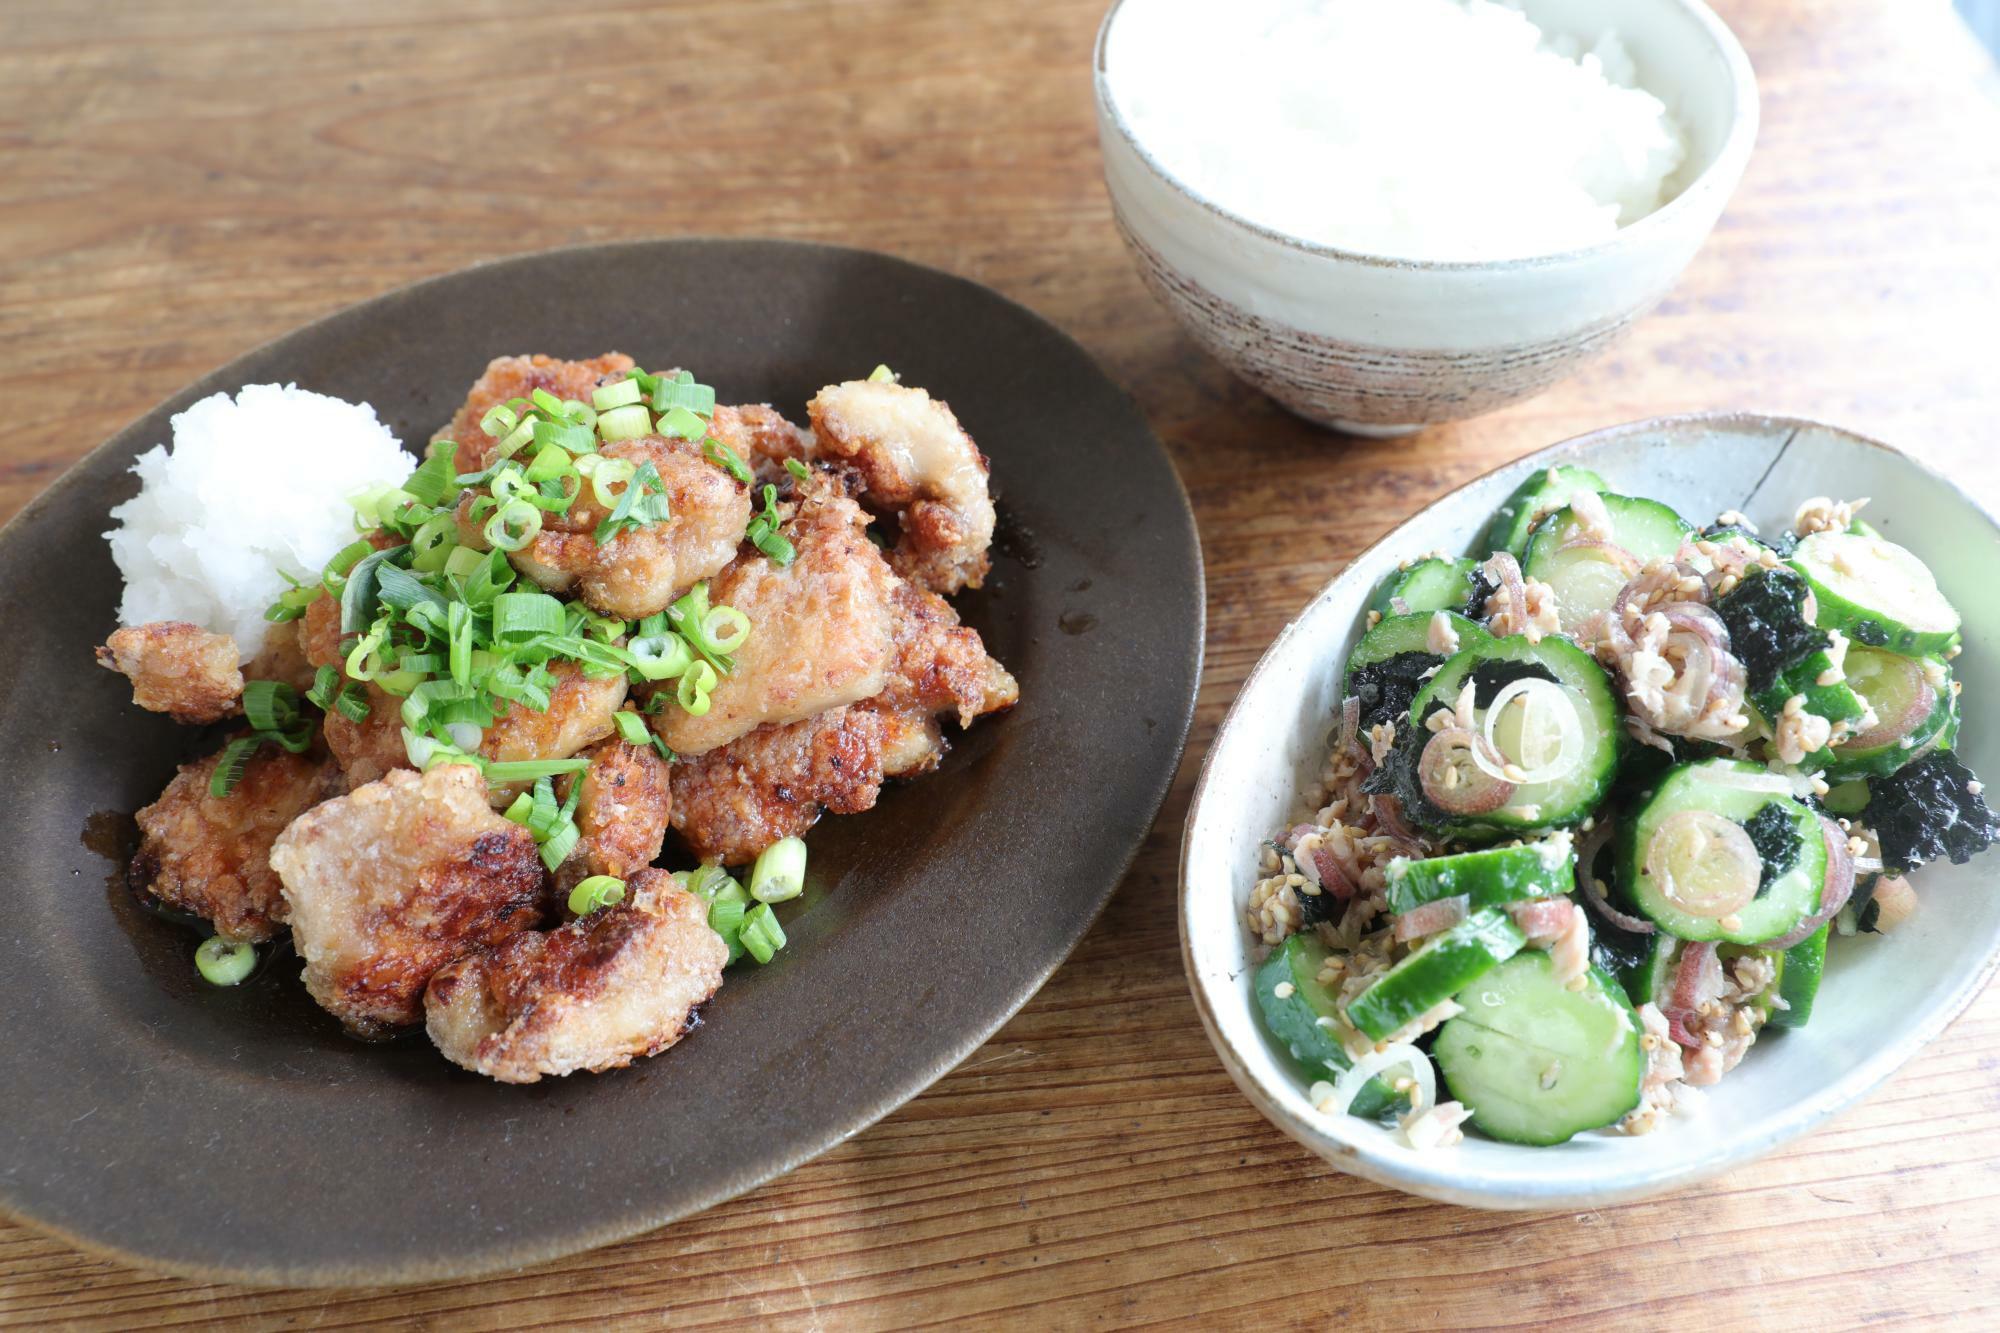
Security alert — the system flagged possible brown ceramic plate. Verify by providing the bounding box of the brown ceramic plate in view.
[0,239,1202,1285]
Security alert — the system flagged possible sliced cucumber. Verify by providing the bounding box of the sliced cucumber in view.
[1789,530,1960,655]
[1253,935,1398,1118]
[1522,493,1692,635]
[1808,650,1958,780]
[1621,759,1826,944]
[1752,651,1869,733]
[1370,557,1478,618]
[1345,908,1526,1042]
[1767,924,1827,1029]
[1433,953,1644,1146]
[1342,611,1492,730]
[1622,932,1680,1009]
[1475,465,1610,560]
[1406,635,1622,836]
[1384,838,1574,917]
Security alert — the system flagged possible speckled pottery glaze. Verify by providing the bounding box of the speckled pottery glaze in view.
[1094,0,1760,434]
[1181,414,2000,1208]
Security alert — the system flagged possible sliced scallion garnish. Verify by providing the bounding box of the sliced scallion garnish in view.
[194,936,257,986]
[750,836,806,904]
[739,903,786,964]
[567,874,626,916]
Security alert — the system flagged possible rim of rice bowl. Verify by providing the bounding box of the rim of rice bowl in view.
[1092,0,1758,272]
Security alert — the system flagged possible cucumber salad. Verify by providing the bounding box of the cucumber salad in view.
[1245,465,2000,1149]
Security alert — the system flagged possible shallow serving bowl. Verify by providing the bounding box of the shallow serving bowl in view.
[1094,0,1759,434]
[1180,413,2000,1208]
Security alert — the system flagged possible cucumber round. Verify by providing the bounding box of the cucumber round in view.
[1253,935,1398,1118]
[1434,953,1644,1146]
[1521,493,1692,635]
[1621,760,1827,944]
[1407,635,1622,836]
[1752,649,1870,732]
[1345,908,1526,1043]
[1370,556,1478,618]
[1384,838,1574,917]
[1476,465,1610,560]
[1789,530,1960,655]
[1343,611,1492,730]
[1622,932,1680,1009]
[1808,651,1958,780]
[1767,923,1827,1029]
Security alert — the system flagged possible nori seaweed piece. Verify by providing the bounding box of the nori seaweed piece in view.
[1467,659,1559,709]
[1714,566,1829,695]
[1348,650,1439,731]
[1743,801,1802,898]
[1869,752,2000,872]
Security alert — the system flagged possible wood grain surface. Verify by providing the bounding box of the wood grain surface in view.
[4,0,2000,1327]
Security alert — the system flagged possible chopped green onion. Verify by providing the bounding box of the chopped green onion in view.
[708,897,747,964]
[345,625,389,681]
[677,659,718,715]
[577,454,636,507]
[652,372,716,418]
[596,403,652,442]
[538,818,580,872]
[530,388,568,418]
[403,440,462,507]
[656,405,706,440]
[321,537,374,595]
[375,563,449,616]
[493,418,536,459]
[613,710,651,746]
[208,736,261,797]
[482,757,592,783]
[531,416,595,455]
[567,874,626,916]
[502,792,535,825]
[624,632,693,682]
[332,681,371,722]
[493,591,566,643]
[592,379,645,411]
[745,483,795,566]
[702,437,752,484]
[194,936,257,986]
[338,547,406,635]
[750,836,806,904]
[480,404,519,438]
[739,903,786,964]
[593,460,671,545]
[410,512,459,573]
[463,548,517,605]
[784,457,811,482]
[242,680,299,733]
[372,669,422,697]
[702,605,751,654]
[525,444,577,484]
[484,499,543,552]
[305,663,341,710]
[867,363,896,383]
[442,544,486,580]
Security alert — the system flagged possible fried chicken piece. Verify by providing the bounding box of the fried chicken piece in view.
[301,594,627,786]
[96,621,243,724]
[271,764,548,1035]
[438,352,636,475]
[669,706,887,864]
[859,578,1019,777]
[808,378,996,595]
[130,745,342,942]
[552,735,672,892]
[648,485,897,757]
[482,664,629,768]
[710,402,815,482]
[425,868,725,1083]
[243,618,319,695]
[472,434,750,620]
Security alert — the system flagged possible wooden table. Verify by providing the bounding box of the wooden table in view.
[4,1,1998,1325]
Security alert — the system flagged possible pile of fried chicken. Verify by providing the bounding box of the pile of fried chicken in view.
[96,355,1017,1082]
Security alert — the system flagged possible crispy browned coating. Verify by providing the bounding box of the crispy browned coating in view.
[669,706,887,865]
[302,594,627,786]
[425,869,725,1083]
[96,621,243,724]
[648,485,896,758]
[243,618,319,695]
[711,402,814,482]
[553,735,672,892]
[807,378,995,595]
[131,745,342,943]
[865,577,1019,774]
[438,352,636,475]
[271,765,548,1035]
[479,434,750,619]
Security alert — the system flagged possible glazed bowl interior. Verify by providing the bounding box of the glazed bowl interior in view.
[1180,415,2000,1209]
[1095,0,1757,269]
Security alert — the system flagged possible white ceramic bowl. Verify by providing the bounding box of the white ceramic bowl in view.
[1094,0,1759,435]
[1180,414,2000,1208]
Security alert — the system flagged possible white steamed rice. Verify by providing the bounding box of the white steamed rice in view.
[1107,0,1689,262]
[104,383,415,660]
